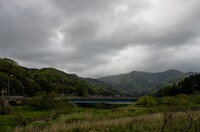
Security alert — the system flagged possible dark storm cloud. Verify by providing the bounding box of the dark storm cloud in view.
[0,0,200,77]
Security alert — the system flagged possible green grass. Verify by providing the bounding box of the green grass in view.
[0,115,16,131]
[0,104,141,131]
[1,104,200,132]
[0,106,69,131]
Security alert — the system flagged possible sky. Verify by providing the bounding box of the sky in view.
[0,0,200,78]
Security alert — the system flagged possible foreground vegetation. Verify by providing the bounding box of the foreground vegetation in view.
[0,93,200,132]
[13,107,200,132]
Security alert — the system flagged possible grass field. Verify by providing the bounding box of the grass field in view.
[1,104,200,132]
[1,94,200,132]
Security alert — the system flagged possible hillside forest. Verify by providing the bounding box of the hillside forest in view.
[0,58,123,97]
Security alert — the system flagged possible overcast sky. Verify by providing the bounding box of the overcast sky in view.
[0,0,200,78]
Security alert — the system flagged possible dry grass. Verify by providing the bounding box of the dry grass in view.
[14,110,200,132]
[15,113,163,132]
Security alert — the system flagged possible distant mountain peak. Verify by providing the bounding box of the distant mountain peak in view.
[99,69,193,97]
[164,69,182,73]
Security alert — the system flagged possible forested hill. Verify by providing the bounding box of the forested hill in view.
[155,74,200,97]
[84,78,130,96]
[0,58,123,97]
[99,70,196,97]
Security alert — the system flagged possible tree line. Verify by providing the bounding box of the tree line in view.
[155,74,200,97]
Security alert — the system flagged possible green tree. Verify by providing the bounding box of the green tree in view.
[29,93,57,110]
[136,95,157,107]
[75,81,88,96]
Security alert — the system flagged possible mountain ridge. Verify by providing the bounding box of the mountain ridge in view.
[1,58,198,97]
[0,58,124,97]
[99,69,197,97]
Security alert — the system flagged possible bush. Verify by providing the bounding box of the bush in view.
[160,94,192,107]
[29,93,57,110]
[29,93,74,111]
[136,95,157,107]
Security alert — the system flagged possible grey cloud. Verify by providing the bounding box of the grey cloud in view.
[62,18,99,44]
[51,0,119,17]
[0,0,61,52]
[0,0,200,77]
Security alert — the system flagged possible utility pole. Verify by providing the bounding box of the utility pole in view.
[7,74,13,96]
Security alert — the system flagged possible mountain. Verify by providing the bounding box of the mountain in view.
[1,58,197,97]
[84,78,130,96]
[0,58,123,97]
[99,69,196,97]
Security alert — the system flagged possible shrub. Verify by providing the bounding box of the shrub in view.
[136,95,157,107]
[29,93,74,111]
[29,93,57,110]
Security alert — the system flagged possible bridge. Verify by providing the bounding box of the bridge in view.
[67,97,137,104]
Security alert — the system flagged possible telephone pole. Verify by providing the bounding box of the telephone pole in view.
[7,74,13,96]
